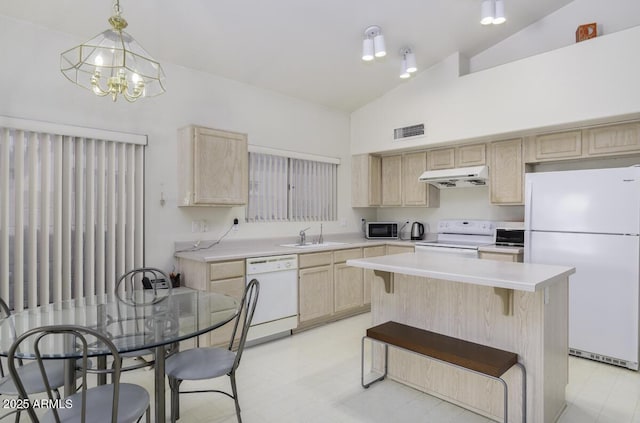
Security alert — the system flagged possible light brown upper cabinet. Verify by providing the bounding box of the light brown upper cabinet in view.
[381,155,402,206]
[402,151,439,207]
[427,148,455,170]
[427,144,486,170]
[585,122,640,156]
[489,139,524,205]
[525,131,582,162]
[455,144,486,167]
[351,154,381,207]
[178,125,248,206]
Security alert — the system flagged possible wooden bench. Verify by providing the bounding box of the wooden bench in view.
[361,321,526,423]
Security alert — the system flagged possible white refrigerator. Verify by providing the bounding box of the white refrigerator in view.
[525,166,640,370]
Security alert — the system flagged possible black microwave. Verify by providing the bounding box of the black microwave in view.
[366,222,399,239]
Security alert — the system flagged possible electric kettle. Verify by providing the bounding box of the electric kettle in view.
[410,222,425,240]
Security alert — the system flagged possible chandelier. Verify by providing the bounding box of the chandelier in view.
[60,0,165,102]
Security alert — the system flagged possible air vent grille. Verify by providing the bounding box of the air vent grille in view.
[569,348,633,369]
[394,123,425,140]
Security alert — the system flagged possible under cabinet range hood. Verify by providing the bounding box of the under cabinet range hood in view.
[418,165,489,188]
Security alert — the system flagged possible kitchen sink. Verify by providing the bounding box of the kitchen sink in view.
[280,241,348,248]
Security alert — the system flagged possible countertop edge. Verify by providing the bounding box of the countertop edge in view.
[346,254,575,292]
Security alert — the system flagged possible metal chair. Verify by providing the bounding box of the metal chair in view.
[0,298,66,422]
[112,268,174,372]
[165,279,260,423]
[8,324,150,423]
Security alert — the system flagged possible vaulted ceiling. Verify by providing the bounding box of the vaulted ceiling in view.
[0,0,574,111]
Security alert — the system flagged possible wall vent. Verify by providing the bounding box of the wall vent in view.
[393,123,425,141]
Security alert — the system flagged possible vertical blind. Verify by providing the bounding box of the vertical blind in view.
[247,152,337,222]
[0,123,144,311]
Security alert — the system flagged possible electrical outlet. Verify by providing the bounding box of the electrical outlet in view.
[202,220,209,232]
[233,218,239,231]
[191,221,199,233]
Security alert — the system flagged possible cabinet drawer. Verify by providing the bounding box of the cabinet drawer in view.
[333,248,362,263]
[386,245,414,255]
[478,251,523,262]
[209,260,245,280]
[299,252,332,268]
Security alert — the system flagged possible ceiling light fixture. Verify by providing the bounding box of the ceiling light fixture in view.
[362,25,386,61]
[60,0,166,102]
[480,0,506,26]
[399,47,417,79]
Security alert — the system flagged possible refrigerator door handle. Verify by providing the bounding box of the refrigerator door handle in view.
[524,178,533,231]
[524,229,531,263]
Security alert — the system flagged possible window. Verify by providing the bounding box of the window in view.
[0,118,145,311]
[247,152,337,222]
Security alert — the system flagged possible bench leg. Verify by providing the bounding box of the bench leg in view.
[496,377,508,423]
[498,362,527,423]
[514,362,526,423]
[361,336,387,388]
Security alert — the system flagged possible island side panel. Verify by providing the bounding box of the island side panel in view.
[544,280,569,422]
[370,273,568,423]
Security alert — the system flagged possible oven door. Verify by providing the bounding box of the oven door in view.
[415,244,478,258]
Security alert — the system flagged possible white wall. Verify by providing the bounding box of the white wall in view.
[375,188,525,239]
[351,25,640,156]
[0,15,361,270]
[471,0,640,72]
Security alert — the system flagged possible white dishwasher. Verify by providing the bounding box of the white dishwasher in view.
[245,254,298,345]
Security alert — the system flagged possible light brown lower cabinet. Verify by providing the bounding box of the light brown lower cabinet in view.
[298,265,333,323]
[363,245,386,305]
[178,258,245,348]
[208,277,245,346]
[333,248,363,313]
[297,248,370,330]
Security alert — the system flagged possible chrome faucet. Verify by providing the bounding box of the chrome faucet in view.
[318,223,323,244]
[299,227,311,245]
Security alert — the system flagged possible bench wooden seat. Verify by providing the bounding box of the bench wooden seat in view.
[361,321,526,423]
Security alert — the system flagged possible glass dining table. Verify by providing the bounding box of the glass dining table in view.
[0,288,239,422]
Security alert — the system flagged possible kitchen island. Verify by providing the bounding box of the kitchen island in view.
[347,252,575,423]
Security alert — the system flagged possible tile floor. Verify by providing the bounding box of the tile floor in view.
[120,312,640,422]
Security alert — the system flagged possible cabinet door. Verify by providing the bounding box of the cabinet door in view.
[381,155,402,206]
[456,144,486,167]
[490,139,524,205]
[427,148,455,170]
[363,246,385,305]
[193,127,248,205]
[351,154,381,207]
[402,152,438,207]
[402,152,426,206]
[207,277,245,347]
[585,122,640,156]
[334,263,363,312]
[299,265,333,322]
[531,131,582,161]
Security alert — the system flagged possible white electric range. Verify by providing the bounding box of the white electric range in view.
[415,220,496,258]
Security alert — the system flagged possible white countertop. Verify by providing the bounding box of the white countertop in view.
[174,233,426,262]
[347,252,574,292]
